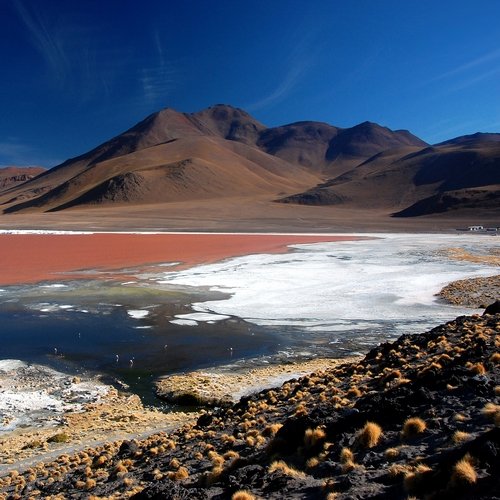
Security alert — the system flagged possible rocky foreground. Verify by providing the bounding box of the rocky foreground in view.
[1,312,499,499]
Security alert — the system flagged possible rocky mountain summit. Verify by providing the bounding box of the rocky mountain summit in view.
[1,310,498,499]
[2,104,497,219]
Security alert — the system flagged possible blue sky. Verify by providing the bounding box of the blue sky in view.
[1,0,499,168]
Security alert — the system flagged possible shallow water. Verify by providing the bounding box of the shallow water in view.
[0,233,497,404]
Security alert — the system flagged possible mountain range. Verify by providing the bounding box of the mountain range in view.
[1,104,498,219]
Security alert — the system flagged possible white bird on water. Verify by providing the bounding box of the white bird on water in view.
[129,357,134,367]
[115,354,119,362]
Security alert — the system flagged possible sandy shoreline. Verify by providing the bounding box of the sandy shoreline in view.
[0,232,359,286]
[155,356,363,406]
[0,356,360,471]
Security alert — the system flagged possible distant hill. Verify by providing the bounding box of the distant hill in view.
[0,166,46,191]
[0,105,498,218]
[279,133,500,217]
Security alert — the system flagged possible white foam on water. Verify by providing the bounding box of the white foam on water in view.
[159,234,498,334]
[40,284,68,289]
[170,319,198,326]
[127,309,150,319]
[174,312,230,322]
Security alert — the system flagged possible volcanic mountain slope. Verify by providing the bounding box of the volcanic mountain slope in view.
[0,104,427,214]
[0,166,45,192]
[2,136,320,213]
[280,132,500,216]
[1,312,498,499]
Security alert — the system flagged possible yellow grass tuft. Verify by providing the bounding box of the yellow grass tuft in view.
[339,447,357,472]
[268,460,306,478]
[306,457,320,469]
[451,456,477,485]
[223,450,239,461]
[385,447,400,460]
[403,464,432,493]
[169,458,180,470]
[356,421,383,448]
[304,427,326,449]
[262,423,283,437]
[339,447,354,463]
[483,402,500,426]
[206,466,224,486]
[402,417,426,438]
[452,431,471,444]
[489,352,500,364]
[468,362,486,375]
[232,491,256,500]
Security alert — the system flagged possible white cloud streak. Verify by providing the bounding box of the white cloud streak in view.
[246,35,317,112]
[140,31,177,105]
[430,47,500,83]
[13,0,70,85]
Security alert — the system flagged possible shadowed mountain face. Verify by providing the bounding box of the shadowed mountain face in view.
[0,105,498,217]
[280,134,500,217]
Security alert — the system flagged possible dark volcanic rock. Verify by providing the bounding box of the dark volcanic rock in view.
[1,313,498,499]
[484,300,500,315]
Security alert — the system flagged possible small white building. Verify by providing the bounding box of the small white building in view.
[467,225,484,231]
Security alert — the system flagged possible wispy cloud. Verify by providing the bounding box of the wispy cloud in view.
[246,35,318,112]
[430,48,500,83]
[446,66,500,93]
[13,0,70,85]
[140,31,177,105]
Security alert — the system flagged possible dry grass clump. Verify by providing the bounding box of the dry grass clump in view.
[402,417,426,438]
[167,466,189,481]
[452,431,471,444]
[481,402,500,423]
[466,362,487,375]
[451,455,477,485]
[339,447,357,472]
[355,421,382,448]
[207,451,225,467]
[385,447,400,460]
[490,352,500,364]
[232,491,256,500]
[306,456,320,469]
[47,432,71,443]
[262,423,282,437]
[304,427,326,449]
[268,460,306,479]
[294,403,308,417]
[206,465,224,486]
[403,464,432,493]
[347,386,362,398]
